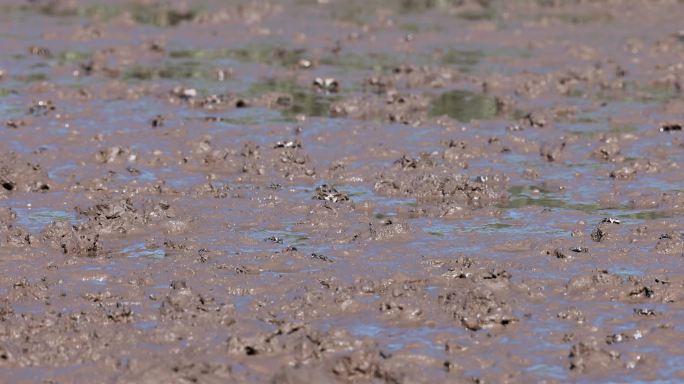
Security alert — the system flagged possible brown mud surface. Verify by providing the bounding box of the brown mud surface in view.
[1,0,684,382]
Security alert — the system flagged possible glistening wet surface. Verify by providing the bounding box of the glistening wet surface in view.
[1,0,684,382]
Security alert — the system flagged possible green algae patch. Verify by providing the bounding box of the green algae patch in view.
[33,3,201,27]
[169,45,306,68]
[320,52,400,72]
[430,90,499,122]
[440,49,484,68]
[248,79,339,119]
[123,62,212,81]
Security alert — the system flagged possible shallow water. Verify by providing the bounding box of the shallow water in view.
[0,0,683,383]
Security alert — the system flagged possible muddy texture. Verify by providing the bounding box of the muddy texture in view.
[1,0,684,383]
[0,151,51,194]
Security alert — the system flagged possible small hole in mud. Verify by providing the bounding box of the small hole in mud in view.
[2,182,15,191]
[244,346,258,356]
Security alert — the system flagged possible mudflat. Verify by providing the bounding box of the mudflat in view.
[1,0,683,382]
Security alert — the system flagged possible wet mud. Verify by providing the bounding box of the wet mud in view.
[1,0,684,382]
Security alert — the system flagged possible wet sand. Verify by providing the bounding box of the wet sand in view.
[1,0,684,382]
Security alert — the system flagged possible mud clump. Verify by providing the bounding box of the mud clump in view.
[368,218,410,241]
[120,359,234,384]
[0,152,51,194]
[159,288,235,325]
[565,270,680,303]
[313,184,349,203]
[184,137,316,180]
[42,221,100,257]
[94,146,134,164]
[329,349,408,383]
[330,92,432,124]
[569,339,621,373]
[28,100,55,116]
[0,207,16,223]
[76,198,178,234]
[540,140,566,162]
[609,159,659,180]
[440,287,516,331]
[591,218,621,242]
[0,208,32,246]
[655,232,684,256]
[592,141,623,162]
[439,271,517,331]
[375,166,507,217]
[39,198,184,256]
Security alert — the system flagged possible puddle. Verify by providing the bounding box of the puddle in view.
[184,107,286,127]
[238,223,313,254]
[13,208,78,232]
[343,184,416,211]
[611,266,644,278]
[121,243,166,259]
[234,296,252,311]
[502,185,603,213]
[524,364,567,380]
[349,322,451,356]
[135,320,159,331]
[82,275,108,286]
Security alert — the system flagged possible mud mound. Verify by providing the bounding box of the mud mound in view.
[375,157,508,217]
[0,152,51,194]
